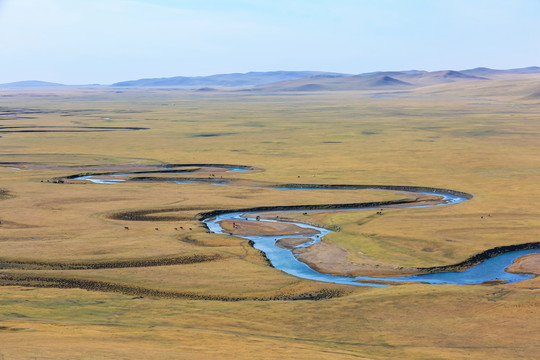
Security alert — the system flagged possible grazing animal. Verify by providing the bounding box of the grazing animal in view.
[155,227,159,230]
[124,226,129,230]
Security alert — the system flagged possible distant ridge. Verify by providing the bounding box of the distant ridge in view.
[251,70,482,91]
[2,66,539,91]
[0,80,65,88]
[461,66,540,77]
[110,67,533,92]
[441,70,483,79]
[112,71,349,87]
[370,75,412,87]
[251,67,540,92]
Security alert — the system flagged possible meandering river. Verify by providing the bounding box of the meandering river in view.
[203,192,537,286]
[74,166,539,286]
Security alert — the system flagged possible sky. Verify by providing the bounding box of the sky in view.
[0,0,539,84]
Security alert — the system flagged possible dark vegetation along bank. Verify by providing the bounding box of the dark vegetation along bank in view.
[108,206,219,222]
[195,184,473,220]
[0,254,221,270]
[0,125,149,133]
[0,274,345,301]
[60,163,257,181]
[418,241,540,273]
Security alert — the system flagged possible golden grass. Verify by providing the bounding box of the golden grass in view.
[0,83,539,358]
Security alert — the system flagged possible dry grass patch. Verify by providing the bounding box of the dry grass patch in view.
[0,87,539,359]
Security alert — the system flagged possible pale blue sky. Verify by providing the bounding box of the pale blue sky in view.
[1,0,539,84]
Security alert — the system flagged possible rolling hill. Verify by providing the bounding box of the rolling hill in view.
[3,67,539,92]
[111,71,349,87]
[0,80,65,88]
[250,67,540,92]
[252,70,492,92]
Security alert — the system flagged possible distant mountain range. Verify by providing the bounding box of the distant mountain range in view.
[0,80,65,88]
[111,71,348,87]
[2,67,539,91]
[252,67,540,92]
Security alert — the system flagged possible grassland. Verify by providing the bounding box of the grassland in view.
[0,83,539,359]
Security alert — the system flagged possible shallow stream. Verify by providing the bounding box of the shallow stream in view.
[76,168,539,286]
[204,192,538,286]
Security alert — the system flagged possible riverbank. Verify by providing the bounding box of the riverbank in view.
[507,253,540,274]
[293,241,420,277]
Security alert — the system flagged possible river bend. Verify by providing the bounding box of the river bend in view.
[74,165,539,286]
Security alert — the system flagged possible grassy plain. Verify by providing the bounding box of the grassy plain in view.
[0,82,539,359]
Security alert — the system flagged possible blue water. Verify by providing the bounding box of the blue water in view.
[76,165,251,183]
[204,193,538,286]
[375,249,537,284]
[75,169,538,286]
[226,168,252,172]
[77,174,128,184]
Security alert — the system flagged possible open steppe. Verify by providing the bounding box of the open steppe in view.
[0,81,539,359]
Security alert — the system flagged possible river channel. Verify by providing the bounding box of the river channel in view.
[74,167,539,287]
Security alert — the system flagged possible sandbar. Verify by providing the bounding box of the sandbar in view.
[506,253,540,274]
[219,219,319,236]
